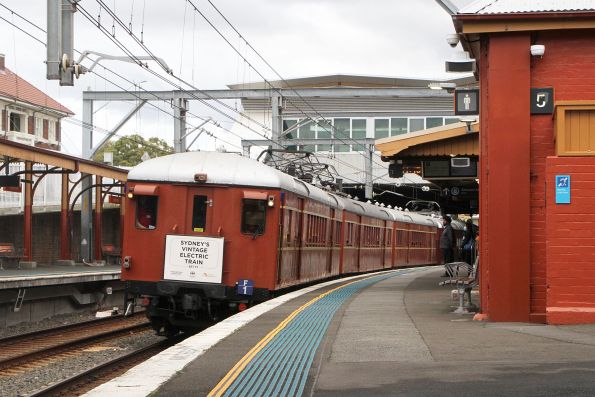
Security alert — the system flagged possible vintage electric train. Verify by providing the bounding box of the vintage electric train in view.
[121,151,447,335]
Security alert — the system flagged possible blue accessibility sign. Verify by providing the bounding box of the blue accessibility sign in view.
[237,279,254,296]
[555,175,570,204]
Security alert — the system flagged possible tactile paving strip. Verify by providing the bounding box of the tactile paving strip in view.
[213,269,416,397]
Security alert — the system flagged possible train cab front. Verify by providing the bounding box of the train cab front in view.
[122,181,276,336]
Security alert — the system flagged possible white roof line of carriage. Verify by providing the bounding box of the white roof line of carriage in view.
[128,152,440,225]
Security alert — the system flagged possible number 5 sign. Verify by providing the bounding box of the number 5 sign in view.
[531,88,554,114]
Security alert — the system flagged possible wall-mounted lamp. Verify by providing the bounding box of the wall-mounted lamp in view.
[530,44,545,58]
[459,116,477,133]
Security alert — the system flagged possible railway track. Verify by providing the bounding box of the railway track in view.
[0,314,152,375]
[26,338,178,397]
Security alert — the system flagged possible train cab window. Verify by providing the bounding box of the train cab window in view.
[241,199,266,235]
[136,196,158,230]
[192,195,208,232]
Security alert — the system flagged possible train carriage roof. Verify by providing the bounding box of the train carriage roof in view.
[129,152,437,226]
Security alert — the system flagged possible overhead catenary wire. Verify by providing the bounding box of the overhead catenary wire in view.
[83,0,383,185]
[74,1,378,182]
[72,5,281,147]
[87,0,274,137]
[0,4,243,156]
[0,3,380,186]
[179,2,399,198]
[189,0,389,169]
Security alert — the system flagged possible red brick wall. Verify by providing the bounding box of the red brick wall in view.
[530,30,595,322]
[546,157,595,324]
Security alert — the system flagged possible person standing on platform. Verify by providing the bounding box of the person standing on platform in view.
[461,218,477,266]
[440,216,454,268]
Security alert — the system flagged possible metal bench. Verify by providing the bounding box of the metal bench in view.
[102,244,121,266]
[0,243,23,270]
[439,255,479,314]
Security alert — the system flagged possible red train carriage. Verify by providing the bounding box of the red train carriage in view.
[121,152,441,334]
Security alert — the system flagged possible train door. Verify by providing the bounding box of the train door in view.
[356,215,361,272]
[296,198,305,279]
[327,209,335,274]
[186,188,215,235]
[380,220,390,269]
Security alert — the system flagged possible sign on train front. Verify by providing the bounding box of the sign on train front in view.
[163,235,224,283]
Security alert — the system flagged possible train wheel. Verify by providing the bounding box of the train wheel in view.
[149,317,180,338]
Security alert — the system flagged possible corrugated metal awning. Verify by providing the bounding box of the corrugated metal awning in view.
[375,122,479,158]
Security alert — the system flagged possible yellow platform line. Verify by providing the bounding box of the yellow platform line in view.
[207,274,382,397]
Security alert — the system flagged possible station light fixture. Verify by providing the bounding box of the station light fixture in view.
[530,44,545,58]
[428,82,457,93]
[194,173,208,182]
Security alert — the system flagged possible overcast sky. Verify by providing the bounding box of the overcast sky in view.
[0,0,473,156]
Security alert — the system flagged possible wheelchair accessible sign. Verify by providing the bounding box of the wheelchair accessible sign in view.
[555,175,570,204]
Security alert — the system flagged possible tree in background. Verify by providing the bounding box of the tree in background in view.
[93,134,174,166]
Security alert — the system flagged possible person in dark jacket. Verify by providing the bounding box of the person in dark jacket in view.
[461,218,477,265]
[440,216,454,264]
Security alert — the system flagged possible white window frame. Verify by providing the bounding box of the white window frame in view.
[8,111,25,133]
[48,120,56,142]
[35,117,43,139]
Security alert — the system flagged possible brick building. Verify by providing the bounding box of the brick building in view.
[452,1,595,324]
[0,54,72,150]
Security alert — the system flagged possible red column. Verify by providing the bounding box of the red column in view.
[60,173,70,260]
[480,33,531,322]
[94,176,103,261]
[23,161,33,261]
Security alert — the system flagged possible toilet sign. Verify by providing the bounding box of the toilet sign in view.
[555,175,570,204]
[454,89,479,115]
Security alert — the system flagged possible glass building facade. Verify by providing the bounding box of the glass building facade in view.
[283,116,460,152]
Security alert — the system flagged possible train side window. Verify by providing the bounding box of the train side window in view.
[136,195,158,230]
[241,199,266,235]
[192,195,208,232]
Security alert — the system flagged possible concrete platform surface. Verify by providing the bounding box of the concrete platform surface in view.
[0,264,121,289]
[85,268,595,397]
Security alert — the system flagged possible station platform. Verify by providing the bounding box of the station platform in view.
[0,264,121,290]
[86,267,595,397]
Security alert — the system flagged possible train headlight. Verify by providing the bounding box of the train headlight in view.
[127,192,134,199]
[267,195,275,207]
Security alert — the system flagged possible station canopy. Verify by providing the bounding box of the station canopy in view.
[375,121,480,214]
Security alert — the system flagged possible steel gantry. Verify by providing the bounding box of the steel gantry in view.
[81,87,452,220]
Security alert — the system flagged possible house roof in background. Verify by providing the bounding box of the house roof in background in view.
[0,67,73,116]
